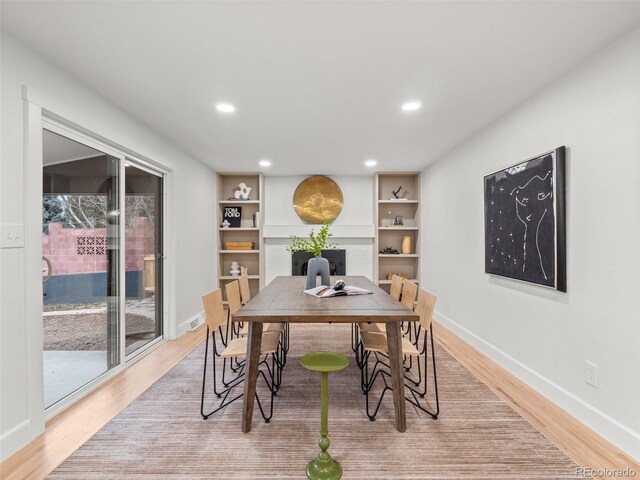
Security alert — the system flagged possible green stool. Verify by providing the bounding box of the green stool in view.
[300,352,349,480]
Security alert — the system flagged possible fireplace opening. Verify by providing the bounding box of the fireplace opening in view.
[292,250,346,276]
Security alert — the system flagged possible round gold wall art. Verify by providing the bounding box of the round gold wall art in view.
[293,176,343,224]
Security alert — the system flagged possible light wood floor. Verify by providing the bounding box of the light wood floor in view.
[433,322,640,479]
[1,322,637,479]
[0,326,205,480]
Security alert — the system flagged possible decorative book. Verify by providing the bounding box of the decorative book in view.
[225,242,254,250]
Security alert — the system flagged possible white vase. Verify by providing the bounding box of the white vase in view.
[230,261,240,276]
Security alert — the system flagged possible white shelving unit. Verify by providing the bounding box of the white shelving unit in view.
[373,172,421,293]
[216,173,264,303]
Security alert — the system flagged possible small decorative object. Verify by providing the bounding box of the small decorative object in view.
[234,182,252,200]
[230,261,240,276]
[223,206,242,227]
[287,221,336,289]
[391,186,409,200]
[379,247,400,255]
[240,266,248,276]
[252,211,260,228]
[484,146,566,291]
[293,176,343,224]
[394,215,404,226]
[220,219,231,228]
[402,236,412,254]
[387,210,392,227]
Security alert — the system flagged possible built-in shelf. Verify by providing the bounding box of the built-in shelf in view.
[263,224,375,239]
[219,275,260,280]
[217,172,264,302]
[378,279,419,285]
[218,200,260,204]
[219,250,260,254]
[378,227,419,231]
[375,172,421,288]
[220,227,259,231]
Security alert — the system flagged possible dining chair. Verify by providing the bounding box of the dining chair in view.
[389,274,404,300]
[200,288,283,422]
[358,275,404,334]
[398,278,418,369]
[359,287,440,421]
[352,274,404,349]
[239,274,251,305]
[353,275,408,375]
[228,280,289,366]
[355,277,417,372]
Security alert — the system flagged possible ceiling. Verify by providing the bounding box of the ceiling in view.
[3,2,640,175]
[43,129,102,166]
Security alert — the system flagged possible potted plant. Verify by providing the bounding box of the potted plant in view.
[287,221,335,289]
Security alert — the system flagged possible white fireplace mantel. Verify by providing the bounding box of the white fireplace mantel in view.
[263,224,375,239]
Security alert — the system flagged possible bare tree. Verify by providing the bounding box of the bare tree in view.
[45,194,155,230]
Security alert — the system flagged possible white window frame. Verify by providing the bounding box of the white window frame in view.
[23,88,172,423]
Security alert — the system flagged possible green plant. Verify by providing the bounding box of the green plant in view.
[286,221,336,257]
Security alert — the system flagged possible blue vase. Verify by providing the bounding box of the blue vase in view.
[306,256,330,289]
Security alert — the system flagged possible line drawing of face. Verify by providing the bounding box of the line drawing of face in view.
[511,170,553,279]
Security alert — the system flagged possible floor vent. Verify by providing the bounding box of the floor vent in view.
[189,314,203,331]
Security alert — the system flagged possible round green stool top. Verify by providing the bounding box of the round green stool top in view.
[300,352,349,373]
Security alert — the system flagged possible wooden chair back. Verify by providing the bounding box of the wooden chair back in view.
[202,289,227,331]
[415,288,437,330]
[225,280,243,317]
[390,275,403,301]
[400,279,418,310]
[239,275,251,305]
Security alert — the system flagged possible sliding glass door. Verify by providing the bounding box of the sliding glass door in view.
[42,129,121,408]
[42,126,165,410]
[124,165,163,357]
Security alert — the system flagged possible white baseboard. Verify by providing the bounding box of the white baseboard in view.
[176,311,204,338]
[0,419,34,462]
[435,310,640,462]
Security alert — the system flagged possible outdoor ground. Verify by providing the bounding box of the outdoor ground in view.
[43,298,157,350]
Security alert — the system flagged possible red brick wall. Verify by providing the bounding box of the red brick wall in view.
[43,218,155,275]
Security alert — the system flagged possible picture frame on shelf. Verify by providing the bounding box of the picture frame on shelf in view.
[223,206,242,228]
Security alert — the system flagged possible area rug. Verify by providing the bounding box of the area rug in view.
[49,324,586,479]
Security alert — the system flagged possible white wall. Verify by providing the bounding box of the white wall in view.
[0,33,216,459]
[263,175,374,285]
[421,27,640,460]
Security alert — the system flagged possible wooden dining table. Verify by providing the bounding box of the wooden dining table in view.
[233,275,419,433]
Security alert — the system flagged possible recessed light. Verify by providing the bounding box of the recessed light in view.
[401,101,421,112]
[216,102,236,113]
[259,159,271,167]
[364,159,377,167]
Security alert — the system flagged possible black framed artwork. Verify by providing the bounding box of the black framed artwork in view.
[484,146,566,292]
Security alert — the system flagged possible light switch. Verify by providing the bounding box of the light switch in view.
[0,223,25,249]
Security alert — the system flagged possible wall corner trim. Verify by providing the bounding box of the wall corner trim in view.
[0,419,34,462]
[435,310,640,462]
[21,84,43,106]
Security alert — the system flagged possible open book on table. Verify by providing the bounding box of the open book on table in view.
[303,282,372,298]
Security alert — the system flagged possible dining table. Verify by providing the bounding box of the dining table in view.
[233,275,419,433]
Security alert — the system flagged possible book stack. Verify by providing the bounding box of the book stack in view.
[226,242,255,251]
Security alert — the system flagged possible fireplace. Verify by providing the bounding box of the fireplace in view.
[292,250,346,276]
